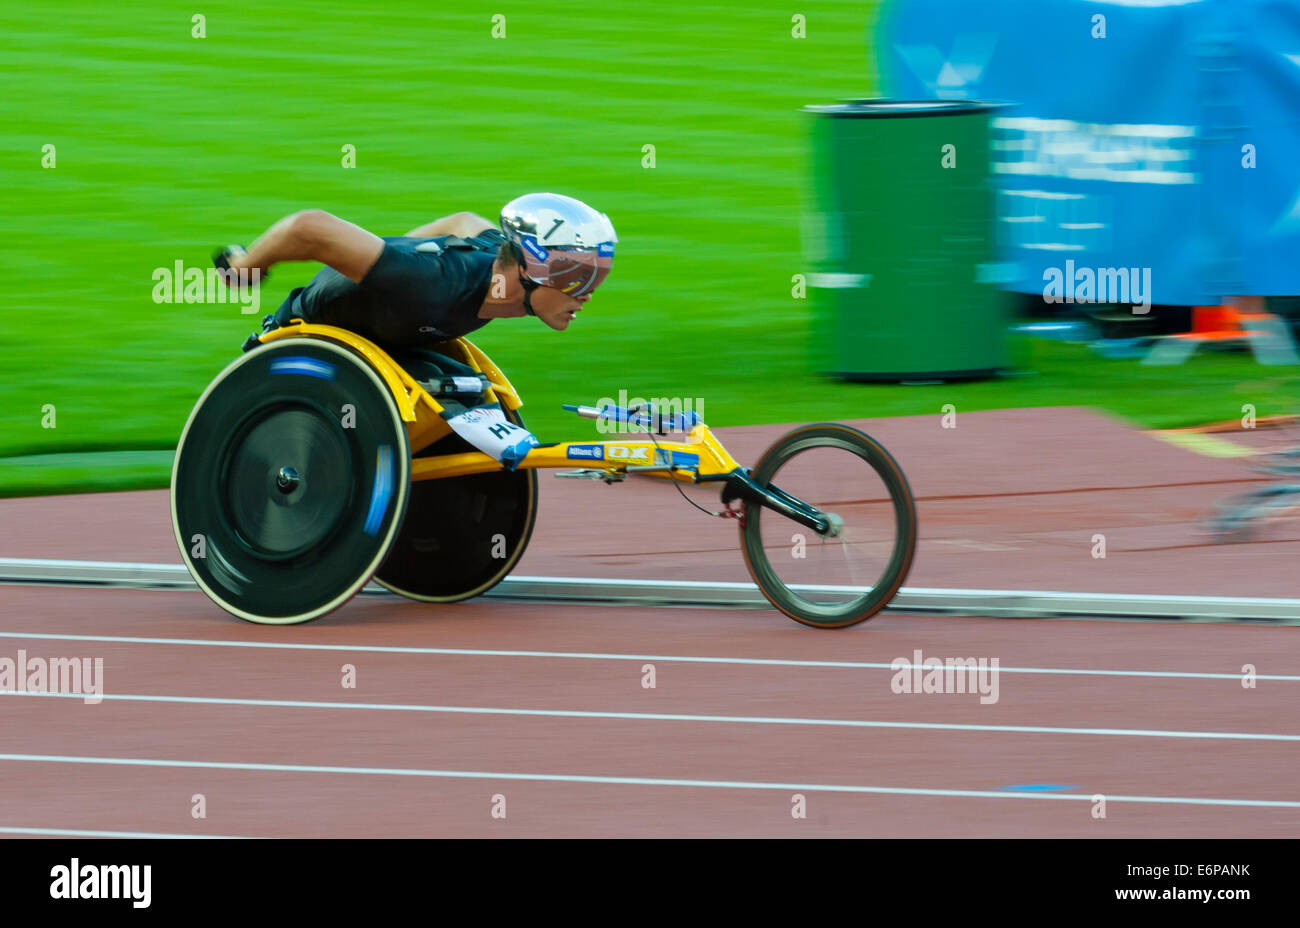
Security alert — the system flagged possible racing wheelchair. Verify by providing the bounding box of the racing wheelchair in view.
[171,321,918,628]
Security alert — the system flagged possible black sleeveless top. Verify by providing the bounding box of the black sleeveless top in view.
[282,229,506,347]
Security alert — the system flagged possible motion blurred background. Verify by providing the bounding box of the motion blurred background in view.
[3,0,1298,497]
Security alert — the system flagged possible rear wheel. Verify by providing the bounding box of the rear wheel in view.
[740,424,917,628]
[375,405,538,602]
[171,339,410,624]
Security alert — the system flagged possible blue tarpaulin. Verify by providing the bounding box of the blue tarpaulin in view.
[876,0,1300,304]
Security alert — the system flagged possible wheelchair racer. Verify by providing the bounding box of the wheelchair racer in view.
[217,192,616,348]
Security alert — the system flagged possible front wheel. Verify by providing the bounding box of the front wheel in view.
[740,424,917,628]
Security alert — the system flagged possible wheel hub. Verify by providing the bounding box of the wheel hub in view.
[276,465,301,493]
[820,512,844,538]
[225,407,351,556]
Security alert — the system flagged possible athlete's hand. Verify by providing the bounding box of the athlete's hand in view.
[213,244,270,288]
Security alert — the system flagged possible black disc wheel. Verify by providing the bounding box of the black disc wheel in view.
[375,405,538,602]
[171,339,410,624]
[740,424,917,628]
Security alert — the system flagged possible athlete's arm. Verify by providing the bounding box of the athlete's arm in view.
[228,210,385,283]
[404,211,495,238]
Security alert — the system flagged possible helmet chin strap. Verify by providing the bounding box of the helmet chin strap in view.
[518,270,540,316]
[507,243,541,316]
[514,269,546,315]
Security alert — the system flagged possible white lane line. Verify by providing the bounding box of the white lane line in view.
[0,825,244,839]
[0,752,1296,809]
[4,690,1299,742]
[0,631,1293,681]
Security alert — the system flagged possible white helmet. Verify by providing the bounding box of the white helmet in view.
[500,192,617,297]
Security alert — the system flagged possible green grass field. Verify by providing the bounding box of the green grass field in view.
[2,1,1296,497]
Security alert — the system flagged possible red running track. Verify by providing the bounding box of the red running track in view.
[0,409,1296,837]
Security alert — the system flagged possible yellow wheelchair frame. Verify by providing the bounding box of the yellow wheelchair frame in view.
[260,321,743,487]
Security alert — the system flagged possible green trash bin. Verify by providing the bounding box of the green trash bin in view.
[804,100,1009,380]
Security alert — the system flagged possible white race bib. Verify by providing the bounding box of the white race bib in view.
[444,404,539,469]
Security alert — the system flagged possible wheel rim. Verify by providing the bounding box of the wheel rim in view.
[744,430,914,625]
[171,339,410,624]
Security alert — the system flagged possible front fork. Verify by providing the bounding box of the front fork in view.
[715,469,841,537]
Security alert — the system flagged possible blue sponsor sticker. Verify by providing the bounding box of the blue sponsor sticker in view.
[567,444,605,460]
[268,357,336,380]
[597,242,615,257]
[521,236,549,261]
[655,449,700,467]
